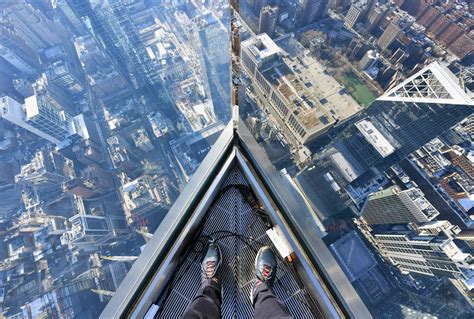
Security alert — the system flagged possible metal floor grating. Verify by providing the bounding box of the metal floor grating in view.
[157,168,315,318]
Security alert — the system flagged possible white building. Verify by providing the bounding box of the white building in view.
[0,95,61,144]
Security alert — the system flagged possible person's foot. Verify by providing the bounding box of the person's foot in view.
[201,242,221,283]
[251,246,277,303]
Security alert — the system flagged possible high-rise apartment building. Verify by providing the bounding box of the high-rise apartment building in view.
[259,6,279,37]
[361,186,440,225]
[16,149,74,188]
[24,94,73,142]
[346,38,371,61]
[416,4,441,28]
[298,0,330,26]
[62,214,128,251]
[371,222,474,291]
[344,1,371,29]
[448,34,474,61]
[437,22,465,48]
[426,15,451,39]
[378,21,402,50]
[1,95,62,144]
[365,4,392,33]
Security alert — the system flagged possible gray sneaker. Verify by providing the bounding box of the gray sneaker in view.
[201,242,221,283]
[251,246,277,303]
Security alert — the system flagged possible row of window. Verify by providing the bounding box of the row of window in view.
[255,71,270,96]
[393,256,460,273]
[270,91,288,117]
[288,114,306,139]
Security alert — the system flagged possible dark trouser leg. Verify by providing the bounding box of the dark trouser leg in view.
[253,282,293,319]
[182,279,222,319]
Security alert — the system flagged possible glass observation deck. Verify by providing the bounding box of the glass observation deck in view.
[101,113,371,318]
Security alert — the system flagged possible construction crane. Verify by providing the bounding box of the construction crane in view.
[91,289,115,297]
[101,255,138,262]
[135,228,153,242]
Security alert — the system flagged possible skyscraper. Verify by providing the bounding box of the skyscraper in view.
[24,94,72,142]
[359,50,379,70]
[333,62,474,178]
[70,0,159,89]
[330,0,351,13]
[258,6,279,37]
[62,214,128,251]
[298,0,330,26]
[55,0,88,35]
[296,62,474,219]
[378,21,402,50]
[46,60,85,94]
[16,149,74,188]
[370,222,474,290]
[1,1,69,51]
[361,186,440,225]
[248,0,274,16]
[364,3,392,33]
[0,95,69,145]
[344,1,371,29]
[0,25,38,76]
[194,13,231,121]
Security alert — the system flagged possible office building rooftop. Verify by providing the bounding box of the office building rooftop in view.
[241,34,362,144]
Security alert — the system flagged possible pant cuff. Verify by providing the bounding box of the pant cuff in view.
[201,278,221,291]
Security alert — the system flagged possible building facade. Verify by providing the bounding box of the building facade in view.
[372,224,474,291]
[258,6,279,37]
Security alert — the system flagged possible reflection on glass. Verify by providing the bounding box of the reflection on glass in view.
[0,0,229,317]
[1,0,474,318]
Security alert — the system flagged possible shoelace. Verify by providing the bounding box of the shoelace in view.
[254,264,272,293]
[262,265,272,279]
[205,260,216,278]
[261,264,272,280]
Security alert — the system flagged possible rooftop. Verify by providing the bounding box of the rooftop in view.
[242,35,362,139]
[355,119,396,158]
[247,33,281,62]
[330,231,378,283]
